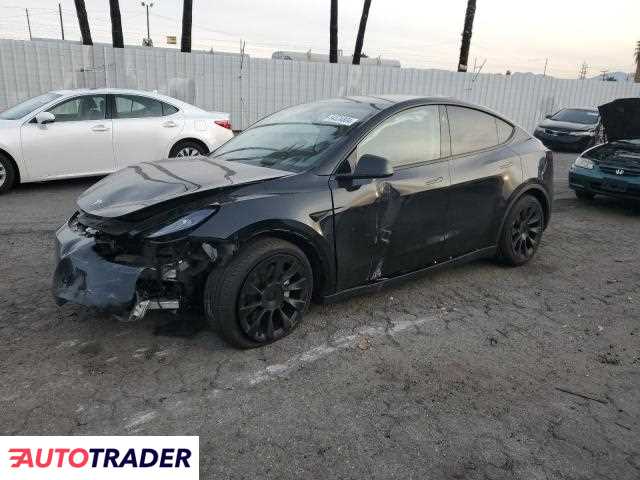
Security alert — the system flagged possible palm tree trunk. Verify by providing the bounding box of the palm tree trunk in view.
[635,41,640,83]
[181,0,193,53]
[74,0,92,46]
[352,0,371,65]
[329,0,338,63]
[457,0,476,72]
[109,0,124,48]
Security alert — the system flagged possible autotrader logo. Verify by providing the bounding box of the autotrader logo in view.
[0,436,198,480]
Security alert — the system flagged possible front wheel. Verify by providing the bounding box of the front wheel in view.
[204,237,313,349]
[0,154,17,194]
[498,195,544,266]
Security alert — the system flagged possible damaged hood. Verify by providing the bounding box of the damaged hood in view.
[599,98,640,142]
[78,157,292,218]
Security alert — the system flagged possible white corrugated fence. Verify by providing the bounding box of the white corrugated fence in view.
[1,39,639,132]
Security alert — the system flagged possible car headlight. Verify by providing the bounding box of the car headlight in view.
[569,130,596,137]
[574,156,594,169]
[147,208,217,239]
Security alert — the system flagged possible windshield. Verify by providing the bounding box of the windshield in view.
[551,109,599,125]
[0,93,62,120]
[211,99,380,172]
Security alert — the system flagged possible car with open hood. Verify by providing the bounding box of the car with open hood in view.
[52,96,553,348]
[569,98,640,201]
[0,88,233,193]
[533,107,602,152]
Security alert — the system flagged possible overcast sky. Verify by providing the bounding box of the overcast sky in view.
[0,0,637,79]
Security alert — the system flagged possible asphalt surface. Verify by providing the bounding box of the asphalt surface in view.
[1,152,639,479]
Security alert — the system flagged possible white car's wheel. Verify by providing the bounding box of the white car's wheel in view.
[170,141,208,158]
[0,154,17,194]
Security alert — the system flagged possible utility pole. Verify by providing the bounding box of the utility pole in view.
[141,1,154,47]
[600,69,608,81]
[58,3,65,40]
[578,62,588,80]
[25,9,32,40]
[329,0,338,63]
[543,58,548,77]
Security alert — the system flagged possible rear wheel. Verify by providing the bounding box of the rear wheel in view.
[575,190,595,201]
[169,140,208,158]
[498,195,544,266]
[0,154,17,194]
[204,237,313,349]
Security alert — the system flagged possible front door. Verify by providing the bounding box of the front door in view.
[330,105,451,291]
[21,94,113,179]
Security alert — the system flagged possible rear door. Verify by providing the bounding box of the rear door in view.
[20,94,113,179]
[443,105,520,257]
[330,105,451,289]
[110,94,184,168]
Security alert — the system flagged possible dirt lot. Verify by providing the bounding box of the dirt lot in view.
[1,153,639,479]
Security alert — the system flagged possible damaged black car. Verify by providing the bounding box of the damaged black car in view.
[53,96,553,348]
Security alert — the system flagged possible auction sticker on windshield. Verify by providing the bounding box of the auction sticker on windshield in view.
[323,114,359,126]
[0,436,199,479]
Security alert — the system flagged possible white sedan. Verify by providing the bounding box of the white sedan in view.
[0,88,234,193]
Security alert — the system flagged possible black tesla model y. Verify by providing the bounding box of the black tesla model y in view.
[53,96,553,348]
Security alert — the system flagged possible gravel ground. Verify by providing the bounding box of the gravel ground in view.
[1,153,639,479]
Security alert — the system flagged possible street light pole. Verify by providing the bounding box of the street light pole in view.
[141,1,154,46]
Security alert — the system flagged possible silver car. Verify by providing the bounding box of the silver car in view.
[0,88,234,193]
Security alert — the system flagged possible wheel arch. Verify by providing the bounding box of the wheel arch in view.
[0,147,21,184]
[496,182,551,244]
[168,137,210,157]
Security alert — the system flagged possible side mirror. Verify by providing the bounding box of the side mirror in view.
[349,154,394,179]
[544,114,552,119]
[35,112,55,125]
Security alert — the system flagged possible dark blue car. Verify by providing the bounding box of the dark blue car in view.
[569,98,640,201]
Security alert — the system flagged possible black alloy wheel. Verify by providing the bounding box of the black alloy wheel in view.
[238,253,309,343]
[498,195,544,266]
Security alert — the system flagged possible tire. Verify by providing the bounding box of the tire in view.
[575,190,595,201]
[169,140,208,158]
[0,154,17,194]
[204,237,313,349]
[498,195,544,266]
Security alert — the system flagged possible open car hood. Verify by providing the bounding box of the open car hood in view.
[78,157,292,218]
[599,98,640,142]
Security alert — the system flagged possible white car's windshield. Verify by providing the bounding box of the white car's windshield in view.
[0,93,62,120]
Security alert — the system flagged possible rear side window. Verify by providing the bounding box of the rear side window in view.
[114,95,163,119]
[447,106,511,155]
[357,106,441,168]
[162,102,179,116]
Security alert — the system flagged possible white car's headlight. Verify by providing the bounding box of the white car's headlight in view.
[569,130,596,137]
[574,156,595,169]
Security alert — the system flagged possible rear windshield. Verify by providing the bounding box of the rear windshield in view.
[551,109,599,125]
[0,93,62,120]
[210,100,380,172]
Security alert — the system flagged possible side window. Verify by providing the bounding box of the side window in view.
[357,106,441,168]
[162,102,179,116]
[114,95,163,119]
[47,95,106,122]
[448,106,507,155]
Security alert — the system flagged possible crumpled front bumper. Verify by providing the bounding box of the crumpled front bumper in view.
[52,223,151,311]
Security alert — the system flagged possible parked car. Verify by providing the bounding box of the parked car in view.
[569,98,640,201]
[53,96,553,348]
[533,107,602,152]
[0,88,233,193]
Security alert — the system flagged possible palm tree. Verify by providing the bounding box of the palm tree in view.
[181,0,193,52]
[329,0,338,63]
[109,0,124,48]
[352,0,371,65]
[457,0,476,72]
[634,41,640,83]
[74,0,92,45]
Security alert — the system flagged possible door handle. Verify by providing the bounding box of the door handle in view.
[424,176,444,186]
[91,125,109,132]
[162,121,177,128]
